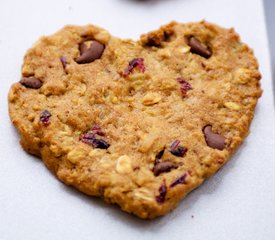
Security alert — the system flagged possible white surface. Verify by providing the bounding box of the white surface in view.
[264,0,275,101]
[0,0,275,239]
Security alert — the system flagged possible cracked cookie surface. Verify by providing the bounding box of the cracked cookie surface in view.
[8,21,261,219]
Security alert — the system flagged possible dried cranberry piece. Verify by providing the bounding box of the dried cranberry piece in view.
[80,132,96,145]
[40,110,51,126]
[156,183,167,204]
[91,125,105,136]
[60,56,67,69]
[170,173,187,187]
[80,125,110,149]
[123,58,145,77]
[80,133,110,149]
[170,146,187,157]
[170,140,180,149]
[176,77,192,95]
[170,140,187,157]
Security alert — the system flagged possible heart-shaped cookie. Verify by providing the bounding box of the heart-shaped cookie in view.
[8,21,261,219]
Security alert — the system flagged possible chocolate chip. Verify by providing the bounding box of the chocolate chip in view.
[154,148,165,168]
[155,149,165,161]
[203,125,226,150]
[188,36,212,58]
[80,42,88,54]
[75,41,105,64]
[156,183,167,204]
[92,139,110,149]
[40,110,51,126]
[20,77,42,89]
[153,161,178,176]
[170,173,187,187]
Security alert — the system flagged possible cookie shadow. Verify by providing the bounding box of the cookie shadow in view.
[263,0,275,109]
[118,0,180,6]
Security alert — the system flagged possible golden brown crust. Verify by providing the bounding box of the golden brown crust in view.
[8,21,261,219]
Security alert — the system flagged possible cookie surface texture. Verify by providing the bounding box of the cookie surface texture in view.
[8,21,261,219]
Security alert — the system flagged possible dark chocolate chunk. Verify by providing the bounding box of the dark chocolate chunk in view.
[75,41,105,64]
[203,125,226,150]
[20,77,42,89]
[92,139,110,149]
[188,36,212,58]
[153,161,178,176]
[80,42,88,54]
[155,149,165,160]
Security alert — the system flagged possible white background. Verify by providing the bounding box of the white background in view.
[1,0,275,239]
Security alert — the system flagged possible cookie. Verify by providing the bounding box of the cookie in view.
[8,21,261,219]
